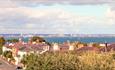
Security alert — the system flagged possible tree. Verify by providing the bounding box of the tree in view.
[3,51,14,62]
[7,38,19,43]
[21,52,80,70]
[0,37,5,55]
[0,37,5,46]
[30,36,46,43]
[3,51,13,58]
[30,36,51,47]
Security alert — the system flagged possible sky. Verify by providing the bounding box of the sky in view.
[0,0,115,34]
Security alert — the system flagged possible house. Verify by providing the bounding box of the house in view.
[77,46,99,52]
[77,43,84,49]
[69,43,75,51]
[2,46,12,53]
[88,43,94,47]
[3,40,52,65]
[59,43,69,52]
[100,43,115,52]
[53,43,60,51]
[13,49,27,65]
[99,43,106,47]
[40,45,50,54]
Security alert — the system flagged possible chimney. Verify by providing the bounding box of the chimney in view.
[105,42,108,52]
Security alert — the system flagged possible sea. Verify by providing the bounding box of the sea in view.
[2,34,115,43]
[42,37,115,43]
[5,37,115,43]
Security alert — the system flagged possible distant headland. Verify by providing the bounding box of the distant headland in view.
[1,34,115,37]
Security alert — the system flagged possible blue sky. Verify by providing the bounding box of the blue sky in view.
[30,4,107,17]
[37,4,108,17]
[0,0,115,34]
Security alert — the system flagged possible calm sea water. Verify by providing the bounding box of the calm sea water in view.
[6,37,115,43]
[44,37,115,43]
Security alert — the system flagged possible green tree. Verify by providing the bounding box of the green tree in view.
[3,51,14,60]
[30,36,46,43]
[21,52,115,70]
[30,36,51,46]
[21,52,80,70]
[0,37,5,55]
[7,38,19,43]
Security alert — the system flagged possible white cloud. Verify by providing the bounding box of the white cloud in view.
[105,4,115,25]
[26,23,36,28]
[0,7,89,33]
[0,6,115,34]
[0,0,115,8]
[0,0,18,8]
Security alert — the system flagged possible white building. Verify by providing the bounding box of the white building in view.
[99,44,106,47]
[53,43,60,51]
[14,50,27,65]
[69,44,75,51]
[2,46,12,53]
[40,45,50,54]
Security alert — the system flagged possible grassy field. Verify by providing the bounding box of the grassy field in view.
[21,51,115,70]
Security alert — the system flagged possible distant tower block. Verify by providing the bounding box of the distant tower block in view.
[53,43,60,51]
[69,44,74,51]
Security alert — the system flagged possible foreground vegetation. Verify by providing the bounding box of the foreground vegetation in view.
[21,51,115,70]
[0,37,5,55]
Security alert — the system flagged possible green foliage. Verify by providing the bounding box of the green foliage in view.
[21,52,115,70]
[30,36,46,43]
[22,52,81,70]
[0,37,5,46]
[3,51,14,60]
[0,37,5,55]
[7,38,19,43]
[0,47,2,55]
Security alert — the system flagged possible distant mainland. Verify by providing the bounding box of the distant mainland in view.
[1,34,115,37]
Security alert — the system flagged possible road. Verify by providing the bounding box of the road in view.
[0,58,16,70]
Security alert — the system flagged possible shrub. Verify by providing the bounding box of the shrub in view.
[3,51,14,61]
[0,37,5,55]
[7,38,19,43]
[30,36,46,43]
[21,52,115,70]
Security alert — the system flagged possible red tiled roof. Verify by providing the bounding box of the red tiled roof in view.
[77,46,99,52]
[4,42,50,52]
[100,43,115,52]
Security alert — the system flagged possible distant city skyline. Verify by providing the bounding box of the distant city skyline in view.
[0,0,115,34]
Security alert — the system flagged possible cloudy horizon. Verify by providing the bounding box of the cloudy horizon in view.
[0,0,115,34]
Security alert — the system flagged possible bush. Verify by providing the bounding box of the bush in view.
[0,37,5,55]
[7,38,19,43]
[30,36,46,43]
[3,51,14,61]
[21,52,115,70]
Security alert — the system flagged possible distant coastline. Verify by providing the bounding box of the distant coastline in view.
[1,35,115,43]
[1,34,115,38]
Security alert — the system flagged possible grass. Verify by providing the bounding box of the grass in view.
[22,51,115,70]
